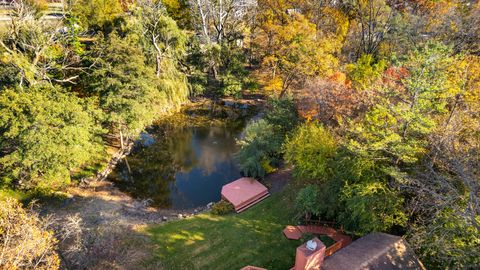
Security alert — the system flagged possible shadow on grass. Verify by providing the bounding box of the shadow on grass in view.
[146,191,304,270]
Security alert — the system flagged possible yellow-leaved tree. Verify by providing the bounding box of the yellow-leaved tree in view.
[255,2,339,96]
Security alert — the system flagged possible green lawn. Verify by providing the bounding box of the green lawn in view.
[146,188,334,270]
[0,188,28,201]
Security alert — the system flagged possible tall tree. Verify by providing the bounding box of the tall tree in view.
[135,0,188,77]
[89,33,163,149]
[0,0,84,87]
[343,0,393,58]
[70,0,123,30]
[256,12,338,96]
[0,84,104,189]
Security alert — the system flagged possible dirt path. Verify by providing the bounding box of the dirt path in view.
[264,166,293,193]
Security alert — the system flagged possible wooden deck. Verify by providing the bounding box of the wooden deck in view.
[283,225,352,257]
[221,178,270,213]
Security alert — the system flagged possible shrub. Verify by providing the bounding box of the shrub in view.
[221,74,243,98]
[237,119,282,178]
[265,96,299,135]
[346,54,386,90]
[284,122,337,181]
[211,200,234,215]
[0,85,105,190]
[338,180,407,234]
[188,71,208,97]
[295,185,321,221]
[237,97,299,178]
[0,198,60,269]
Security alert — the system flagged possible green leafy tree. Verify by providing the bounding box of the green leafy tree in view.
[135,0,188,77]
[321,42,463,235]
[339,180,407,234]
[348,42,460,165]
[0,84,105,189]
[237,97,299,178]
[346,54,386,90]
[265,96,299,135]
[89,33,164,148]
[71,0,123,30]
[284,122,337,181]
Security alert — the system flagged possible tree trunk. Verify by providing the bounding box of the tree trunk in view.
[152,35,162,77]
[119,129,124,150]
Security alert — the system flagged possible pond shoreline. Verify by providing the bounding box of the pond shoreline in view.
[39,96,272,269]
[77,95,267,215]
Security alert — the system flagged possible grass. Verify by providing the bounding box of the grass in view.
[0,187,70,206]
[0,188,29,202]
[146,187,334,270]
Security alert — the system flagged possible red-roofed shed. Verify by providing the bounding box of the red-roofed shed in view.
[221,177,270,213]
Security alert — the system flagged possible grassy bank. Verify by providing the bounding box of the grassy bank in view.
[146,186,333,269]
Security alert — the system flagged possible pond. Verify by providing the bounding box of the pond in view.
[108,105,255,209]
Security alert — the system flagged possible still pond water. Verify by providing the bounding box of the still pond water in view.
[109,109,253,210]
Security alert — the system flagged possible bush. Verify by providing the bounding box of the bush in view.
[316,152,407,235]
[221,74,243,98]
[265,96,299,135]
[188,71,208,97]
[338,180,407,234]
[0,198,60,269]
[237,97,299,178]
[237,119,282,178]
[0,85,105,190]
[211,200,234,215]
[284,122,337,181]
[346,54,386,90]
[295,185,321,221]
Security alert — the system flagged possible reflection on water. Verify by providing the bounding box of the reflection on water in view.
[109,117,247,209]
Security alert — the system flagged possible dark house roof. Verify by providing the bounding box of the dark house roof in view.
[321,232,425,270]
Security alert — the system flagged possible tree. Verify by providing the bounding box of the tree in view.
[161,0,193,29]
[0,84,105,189]
[135,0,188,77]
[348,42,461,165]
[264,96,299,134]
[295,185,321,221]
[89,33,163,149]
[402,54,480,268]
[346,54,386,90]
[339,179,407,234]
[405,137,480,268]
[256,12,338,96]
[188,0,256,44]
[296,76,367,125]
[343,0,393,58]
[237,97,298,178]
[70,0,123,30]
[284,122,337,181]
[237,119,281,178]
[186,0,255,97]
[0,198,60,269]
[0,0,84,87]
